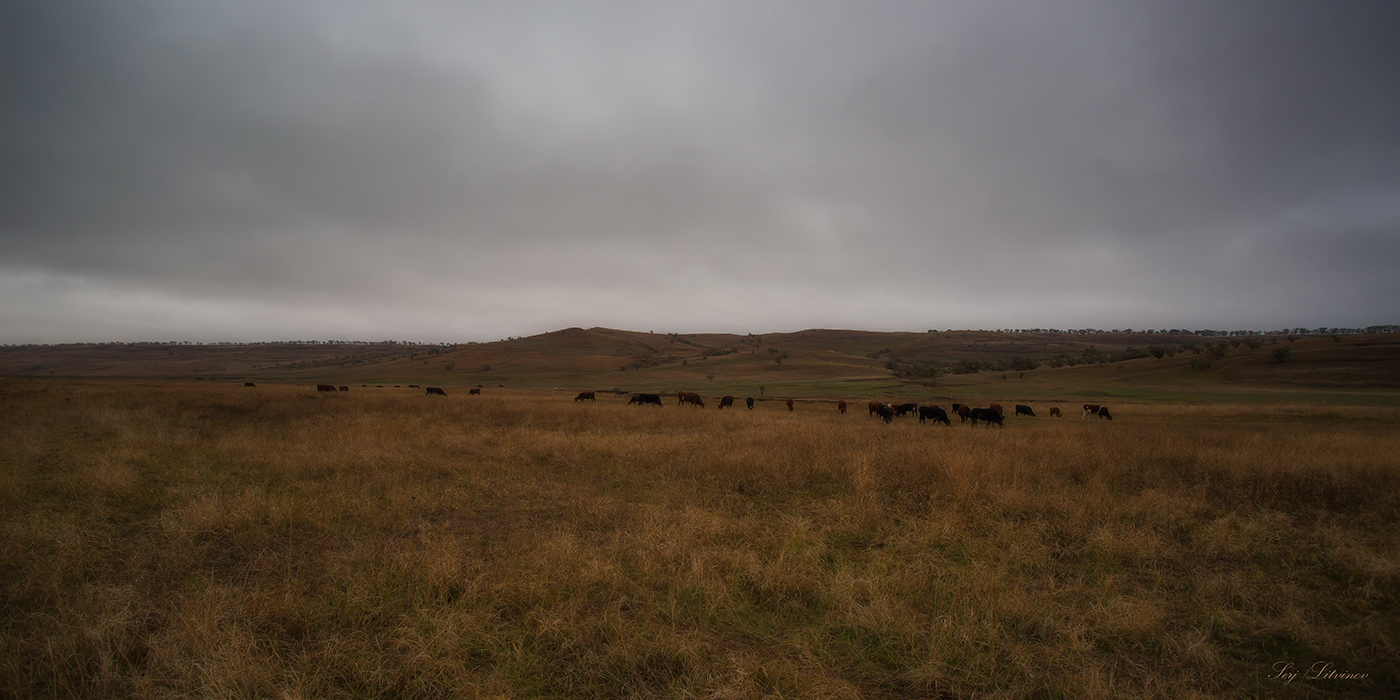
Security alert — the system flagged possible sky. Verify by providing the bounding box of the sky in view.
[3,0,1398,343]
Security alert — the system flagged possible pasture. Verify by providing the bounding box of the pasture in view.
[2,379,1398,698]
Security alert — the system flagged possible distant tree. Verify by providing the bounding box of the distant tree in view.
[1190,357,1214,370]
[706,374,714,382]
[1272,346,1291,363]
[1148,346,1167,359]
[1244,337,1263,350]
[480,364,491,372]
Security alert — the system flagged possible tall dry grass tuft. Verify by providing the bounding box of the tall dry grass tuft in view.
[1,379,1397,697]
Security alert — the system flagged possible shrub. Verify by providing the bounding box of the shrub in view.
[1272,346,1291,363]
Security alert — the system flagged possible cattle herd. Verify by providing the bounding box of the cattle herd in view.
[296,383,1113,424]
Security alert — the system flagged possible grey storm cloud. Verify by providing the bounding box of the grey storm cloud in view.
[2,0,1397,342]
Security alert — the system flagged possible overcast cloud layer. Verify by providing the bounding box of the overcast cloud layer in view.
[3,0,1398,343]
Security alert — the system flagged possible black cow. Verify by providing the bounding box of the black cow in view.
[969,408,1004,427]
[894,402,918,417]
[425,387,447,396]
[629,393,663,406]
[873,403,894,423]
[837,400,847,414]
[746,397,755,409]
[918,406,951,425]
[1014,404,1035,417]
[244,382,256,387]
[316,384,336,392]
[719,395,735,409]
[338,385,349,392]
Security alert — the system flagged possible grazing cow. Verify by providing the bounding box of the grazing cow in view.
[425,387,447,396]
[316,384,336,392]
[719,395,735,409]
[1049,406,1061,418]
[629,393,663,406]
[339,385,349,392]
[1014,404,1035,417]
[918,406,951,425]
[1096,405,1113,420]
[409,385,420,388]
[894,402,918,418]
[678,391,705,408]
[575,391,597,402]
[970,408,1004,427]
[746,397,755,409]
[956,405,973,423]
[873,403,894,423]
[1082,404,1101,419]
[786,398,794,411]
[837,400,847,414]
[468,388,481,395]
[868,400,884,417]
[244,382,255,387]
[988,403,1004,417]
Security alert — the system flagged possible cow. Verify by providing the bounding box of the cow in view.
[868,400,884,417]
[244,382,255,387]
[988,403,1004,417]
[338,385,349,392]
[952,403,969,422]
[1049,406,1061,418]
[894,402,918,418]
[1082,404,1101,419]
[873,403,894,423]
[1096,405,1113,420]
[468,388,481,395]
[678,391,705,408]
[1014,404,1035,417]
[425,387,447,396]
[746,397,755,409]
[629,393,663,406]
[575,391,596,402]
[918,405,951,425]
[786,398,794,411]
[316,384,336,392]
[970,408,1004,427]
[719,395,735,409]
[837,400,847,414]
[409,385,420,388]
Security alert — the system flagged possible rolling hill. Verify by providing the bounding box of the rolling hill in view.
[3,328,1398,403]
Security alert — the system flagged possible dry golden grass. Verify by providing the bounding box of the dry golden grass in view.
[2,379,1397,698]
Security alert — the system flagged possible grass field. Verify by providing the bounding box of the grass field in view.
[3,379,1398,698]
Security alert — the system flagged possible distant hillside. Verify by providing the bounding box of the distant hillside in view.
[3,328,1398,399]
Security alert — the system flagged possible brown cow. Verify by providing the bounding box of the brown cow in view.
[338,385,349,392]
[837,400,847,414]
[952,403,969,422]
[678,391,705,408]
[868,400,883,417]
[719,395,735,409]
[1049,406,1061,418]
[988,403,1004,417]
[786,398,794,411]
[468,388,481,395]
[575,391,596,402]
[244,382,255,387]
[316,384,336,392]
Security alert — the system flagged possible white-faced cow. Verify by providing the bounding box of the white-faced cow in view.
[746,397,755,409]
[678,391,705,408]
